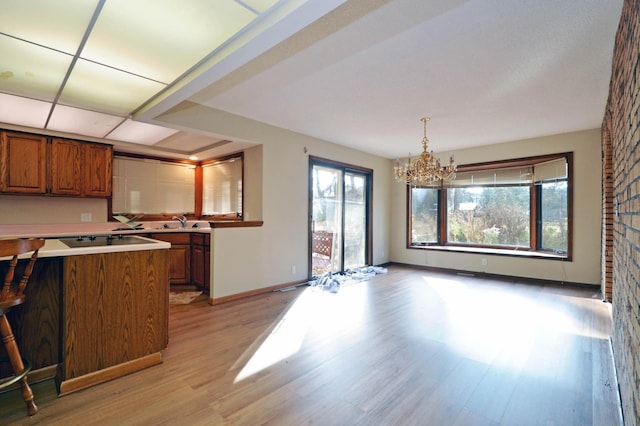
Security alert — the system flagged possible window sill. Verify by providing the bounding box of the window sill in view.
[409,244,569,260]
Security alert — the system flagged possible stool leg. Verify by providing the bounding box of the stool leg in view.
[0,315,38,415]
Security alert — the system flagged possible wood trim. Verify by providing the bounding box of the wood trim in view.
[58,353,162,396]
[194,164,203,217]
[389,261,592,288]
[455,152,572,173]
[1,365,58,393]
[209,221,263,228]
[209,280,307,306]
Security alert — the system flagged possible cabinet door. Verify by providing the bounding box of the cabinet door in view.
[168,245,190,285]
[204,238,210,293]
[51,138,82,196]
[191,242,205,288]
[83,143,112,197]
[150,234,190,285]
[0,131,47,194]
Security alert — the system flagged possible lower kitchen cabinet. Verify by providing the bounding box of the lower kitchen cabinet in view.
[191,233,210,293]
[148,233,191,285]
[148,233,210,293]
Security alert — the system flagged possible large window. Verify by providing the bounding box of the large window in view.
[408,153,572,258]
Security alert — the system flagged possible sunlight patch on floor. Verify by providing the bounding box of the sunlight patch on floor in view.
[424,276,605,375]
[233,284,368,383]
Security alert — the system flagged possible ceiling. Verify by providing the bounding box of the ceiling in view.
[0,0,624,160]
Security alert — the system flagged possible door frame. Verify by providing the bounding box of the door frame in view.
[308,156,373,278]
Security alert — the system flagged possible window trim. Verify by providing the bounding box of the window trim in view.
[407,152,573,260]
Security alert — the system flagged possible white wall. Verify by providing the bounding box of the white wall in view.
[390,129,603,285]
[0,195,107,224]
[159,104,391,298]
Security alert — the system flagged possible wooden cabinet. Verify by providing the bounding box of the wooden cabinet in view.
[0,131,113,198]
[83,142,112,197]
[60,249,168,395]
[0,258,61,372]
[147,232,210,292]
[149,233,191,285]
[191,233,210,293]
[0,131,47,194]
[50,138,82,196]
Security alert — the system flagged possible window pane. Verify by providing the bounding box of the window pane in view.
[411,187,439,244]
[447,186,530,247]
[112,156,195,214]
[540,181,568,252]
[344,172,366,270]
[202,156,243,215]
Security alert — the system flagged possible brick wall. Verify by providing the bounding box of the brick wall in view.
[605,0,640,423]
[602,123,613,302]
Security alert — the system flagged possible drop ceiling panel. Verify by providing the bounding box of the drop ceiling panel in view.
[59,58,166,116]
[48,105,124,137]
[0,0,99,54]
[154,131,227,151]
[0,36,72,101]
[82,0,259,84]
[241,0,280,13]
[107,119,179,145]
[0,93,50,128]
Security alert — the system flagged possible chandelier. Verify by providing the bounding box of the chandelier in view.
[394,117,457,186]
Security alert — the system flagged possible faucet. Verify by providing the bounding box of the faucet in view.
[172,215,187,228]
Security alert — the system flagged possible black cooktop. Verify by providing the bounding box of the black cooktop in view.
[59,235,150,248]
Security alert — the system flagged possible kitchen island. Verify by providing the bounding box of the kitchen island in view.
[0,235,170,396]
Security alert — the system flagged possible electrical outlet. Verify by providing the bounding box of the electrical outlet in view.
[291,265,297,275]
[80,212,92,222]
[481,258,488,266]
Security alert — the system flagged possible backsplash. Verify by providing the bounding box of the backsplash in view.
[0,195,107,224]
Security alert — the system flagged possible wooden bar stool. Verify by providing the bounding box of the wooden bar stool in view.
[0,238,45,416]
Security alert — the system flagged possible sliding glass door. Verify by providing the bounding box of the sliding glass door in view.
[309,158,371,277]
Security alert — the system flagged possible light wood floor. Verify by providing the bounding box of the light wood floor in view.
[0,265,623,425]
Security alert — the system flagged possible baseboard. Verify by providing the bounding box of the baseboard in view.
[209,279,308,305]
[57,352,162,396]
[388,261,599,290]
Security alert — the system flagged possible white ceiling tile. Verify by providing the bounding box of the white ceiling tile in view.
[238,0,279,13]
[107,119,179,145]
[58,58,166,116]
[0,0,99,54]
[81,0,257,84]
[0,35,72,102]
[0,93,50,128]
[47,105,124,137]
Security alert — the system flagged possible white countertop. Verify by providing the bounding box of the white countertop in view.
[0,221,212,259]
[43,236,170,258]
[0,221,212,239]
[1,235,171,260]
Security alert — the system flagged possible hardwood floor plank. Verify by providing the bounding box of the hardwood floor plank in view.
[0,265,622,425]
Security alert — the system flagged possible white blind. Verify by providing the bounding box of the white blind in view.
[202,156,242,215]
[112,157,195,214]
[445,166,533,187]
[534,157,567,183]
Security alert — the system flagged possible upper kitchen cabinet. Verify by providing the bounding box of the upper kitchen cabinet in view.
[0,131,113,198]
[82,142,112,197]
[0,131,47,194]
[50,138,83,196]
